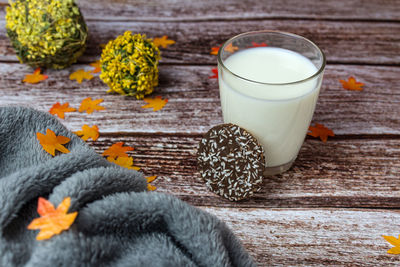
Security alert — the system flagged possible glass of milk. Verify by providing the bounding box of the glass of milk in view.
[218,31,326,176]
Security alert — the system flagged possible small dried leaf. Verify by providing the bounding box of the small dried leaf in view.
[147,184,157,191]
[153,35,175,48]
[209,68,218,79]
[211,44,238,55]
[107,156,140,170]
[340,76,364,91]
[27,197,78,240]
[49,102,76,119]
[103,142,134,159]
[224,43,239,53]
[383,235,400,254]
[74,125,99,141]
[307,123,334,142]
[37,197,55,216]
[141,96,168,112]
[89,60,101,73]
[69,69,94,83]
[37,129,70,156]
[210,45,221,55]
[146,175,157,191]
[78,97,105,114]
[146,175,157,183]
[23,68,48,84]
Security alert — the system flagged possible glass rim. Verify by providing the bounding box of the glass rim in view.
[217,30,326,86]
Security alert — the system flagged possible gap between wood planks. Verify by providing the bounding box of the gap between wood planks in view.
[1,59,399,67]
[197,206,400,212]
[177,195,400,209]
[99,132,400,140]
[66,17,400,24]
[1,0,399,23]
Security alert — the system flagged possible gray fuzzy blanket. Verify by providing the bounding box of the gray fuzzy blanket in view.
[0,107,256,267]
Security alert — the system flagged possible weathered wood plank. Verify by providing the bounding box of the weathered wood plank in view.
[202,207,400,265]
[0,63,399,135]
[84,134,400,208]
[0,20,398,65]
[1,0,399,21]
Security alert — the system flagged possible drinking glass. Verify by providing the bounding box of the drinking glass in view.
[217,30,326,176]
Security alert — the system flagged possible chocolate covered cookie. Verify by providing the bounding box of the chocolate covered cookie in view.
[197,123,266,201]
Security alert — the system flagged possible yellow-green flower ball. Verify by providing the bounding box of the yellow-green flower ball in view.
[100,31,161,99]
[5,0,88,69]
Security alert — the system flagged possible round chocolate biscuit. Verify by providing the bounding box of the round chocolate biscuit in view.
[197,123,266,201]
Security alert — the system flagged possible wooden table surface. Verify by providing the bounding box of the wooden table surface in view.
[1,0,400,265]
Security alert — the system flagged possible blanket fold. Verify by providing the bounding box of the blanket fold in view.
[0,107,256,267]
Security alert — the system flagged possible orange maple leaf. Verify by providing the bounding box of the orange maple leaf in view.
[210,45,221,55]
[339,76,364,91]
[107,156,140,170]
[89,60,101,73]
[37,129,70,156]
[209,68,218,79]
[250,42,267,47]
[307,123,335,142]
[74,125,99,141]
[49,102,76,119]
[78,97,105,114]
[23,68,48,84]
[69,69,94,83]
[27,197,78,240]
[153,35,176,48]
[141,96,168,112]
[146,175,157,191]
[224,43,239,53]
[211,44,238,55]
[383,235,400,254]
[102,142,134,159]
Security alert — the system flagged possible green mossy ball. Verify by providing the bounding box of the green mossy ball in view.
[5,0,88,69]
[100,31,161,99]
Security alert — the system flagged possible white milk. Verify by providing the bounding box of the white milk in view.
[219,47,322,168]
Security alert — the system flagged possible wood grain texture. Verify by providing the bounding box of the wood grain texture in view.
[0,63,398,135]
[1,0,399,21]
[202,207,400,265]
[0,20,399,65]
[0,1,399,266]
[82,134,400,208]
[1,1,400,264]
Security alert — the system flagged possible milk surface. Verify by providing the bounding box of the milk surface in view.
[219,47,322,167]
